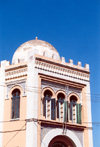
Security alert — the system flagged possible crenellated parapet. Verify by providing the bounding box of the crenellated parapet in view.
[61,57,89,71]
[0,56,90,82]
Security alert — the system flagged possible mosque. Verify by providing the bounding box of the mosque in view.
[0,37,93,147]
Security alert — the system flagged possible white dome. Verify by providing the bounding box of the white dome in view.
[12,39,60,64]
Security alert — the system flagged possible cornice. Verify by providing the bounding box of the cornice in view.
[35,56,90,74]
[35,59,90,82]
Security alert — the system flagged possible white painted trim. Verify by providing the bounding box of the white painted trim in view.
[41,128,82,147]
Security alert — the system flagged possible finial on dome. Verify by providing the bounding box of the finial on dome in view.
[35,36,38,40]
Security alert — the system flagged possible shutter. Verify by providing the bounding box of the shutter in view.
[51,98,56,120]
[64,101,68,122]
[43,98,46,117]
[68,103,70,122]
[77,104,81,124]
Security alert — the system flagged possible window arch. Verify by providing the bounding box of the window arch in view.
[44,90,52,98]
[11,89,20,119]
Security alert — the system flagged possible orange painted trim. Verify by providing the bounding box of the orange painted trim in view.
[82,87,89,147]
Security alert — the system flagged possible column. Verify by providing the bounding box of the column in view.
[26,57,38,147]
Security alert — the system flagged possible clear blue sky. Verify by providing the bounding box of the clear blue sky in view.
[0,0,100,146]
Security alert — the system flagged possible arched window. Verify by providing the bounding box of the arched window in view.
[43,90,56,120]
[69,95,81,124]
[11,89,20,119]
[57,93,68,122]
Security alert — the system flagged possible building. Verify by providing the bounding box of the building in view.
[0,38,93,147]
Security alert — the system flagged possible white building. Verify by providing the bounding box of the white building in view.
[0,37,93,147]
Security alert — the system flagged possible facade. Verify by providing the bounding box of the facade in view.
[0,38,93,147]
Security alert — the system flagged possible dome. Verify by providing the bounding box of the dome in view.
[12,38,60,64]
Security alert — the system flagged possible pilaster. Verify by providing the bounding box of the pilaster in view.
[26,57,38,147]
[86,82,93,147]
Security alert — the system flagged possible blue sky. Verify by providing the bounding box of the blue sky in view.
[0,0,100,146]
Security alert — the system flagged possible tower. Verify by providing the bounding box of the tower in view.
[0,38,93,147]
